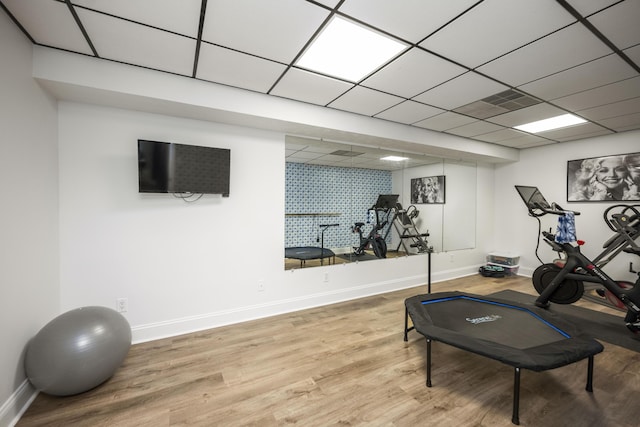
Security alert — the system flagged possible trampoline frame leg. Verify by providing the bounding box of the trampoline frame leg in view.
[426,338,432,387]
[512,367,520,425]
[404,307,415,341]
[402,253,431,341]
[586,355,594,392]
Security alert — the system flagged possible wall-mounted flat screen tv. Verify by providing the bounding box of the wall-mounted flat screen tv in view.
[138,140,230,196]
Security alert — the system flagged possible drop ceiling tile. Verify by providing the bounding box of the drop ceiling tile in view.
[285,157,305,164]
[196,43,286,93]
[566,0,620,17]
[349,157,375,167]
[357,148,389,160]
[286,135,349,153]
[578,97,640,121]
[328,86,404,116]
[487,103,568,127]
[2,0,93,54]
[374,100,443,124]
[446,121,505,138]
[598,111,640,132]
[283,140,309,151]
[338,0,479,43]
[553,76,640,111]
[472,128,534,143]
[270,68,353,106]
[587,0,640,49]
[477,23,613,87]
[202,0,329,64]
[313,0,341,9]
[488,133,550,148]
[413,71,509,109]
[413,112,476,131]
[519,54,637,101]
[312,154,350,163]
[287,151,323,161]
[76,9,195,76]
[420,0,576,68]
[623,43,640,65]
[541,123,613,141]
[363,48,466,98]
[306,144,350,155]
[72,0,202,38]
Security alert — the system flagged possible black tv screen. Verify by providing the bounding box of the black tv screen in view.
[138,140,230,196]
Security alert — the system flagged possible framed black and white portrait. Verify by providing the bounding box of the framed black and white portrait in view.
[567,152,640,202]
[411,175,445,204]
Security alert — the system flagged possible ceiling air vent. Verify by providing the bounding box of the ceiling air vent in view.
[331,150,364,157]
[453,89,541,119]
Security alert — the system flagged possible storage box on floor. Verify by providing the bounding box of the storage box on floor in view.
[486,252,520,276]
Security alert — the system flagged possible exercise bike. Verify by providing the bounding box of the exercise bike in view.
[516,185,640,333]
[352,194,398,259]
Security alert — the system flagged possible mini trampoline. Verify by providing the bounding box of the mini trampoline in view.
[404,291,604,425]
[285,246,336,267]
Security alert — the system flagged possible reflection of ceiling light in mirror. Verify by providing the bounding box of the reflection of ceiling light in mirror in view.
[514,114,587,133]
[296,16,407,82]
[381,156,408,161]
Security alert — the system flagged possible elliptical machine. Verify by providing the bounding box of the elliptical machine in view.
[352,194,398,259]
[516,185,640,333]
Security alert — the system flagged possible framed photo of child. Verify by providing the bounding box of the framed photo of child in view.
[411,175,445,204]
[567,152,640,202]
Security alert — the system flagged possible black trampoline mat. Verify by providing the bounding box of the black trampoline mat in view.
[422,296,568,349]
[285,247,334,260]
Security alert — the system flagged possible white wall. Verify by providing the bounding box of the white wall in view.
[58,102,285,337]
[494,130,640,281]
[57,102,496,347]
[0,11,59,426]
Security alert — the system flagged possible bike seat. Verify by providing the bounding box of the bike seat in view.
[354,222,365,227]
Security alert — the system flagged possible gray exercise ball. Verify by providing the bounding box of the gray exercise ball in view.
[24,306,131,396]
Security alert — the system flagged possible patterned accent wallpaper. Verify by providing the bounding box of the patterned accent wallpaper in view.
[285,162,392,251]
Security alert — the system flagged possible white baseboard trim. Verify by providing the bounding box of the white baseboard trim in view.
[518,266,534,277]
[131,266,479,344]
[431,265,481,284]
[0,380,37,427]
[131,273,424,343]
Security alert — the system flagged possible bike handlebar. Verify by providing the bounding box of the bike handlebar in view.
[603,204,640,232]
[530,202,580,216]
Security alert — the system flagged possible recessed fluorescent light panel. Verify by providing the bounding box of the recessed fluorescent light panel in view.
[296,16,406,82]
[381,155,408,161]
[514,114,587,133]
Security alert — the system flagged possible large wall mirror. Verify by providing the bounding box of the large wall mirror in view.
[284,135,476,270]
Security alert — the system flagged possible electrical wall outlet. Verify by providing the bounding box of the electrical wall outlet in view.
[324,273,329,282]
[116,297,128,313]
[258,279,265,292]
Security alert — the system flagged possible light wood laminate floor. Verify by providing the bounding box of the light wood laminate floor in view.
[17,275,640,426]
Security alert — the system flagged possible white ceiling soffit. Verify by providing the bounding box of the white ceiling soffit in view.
[1,0,639,155]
